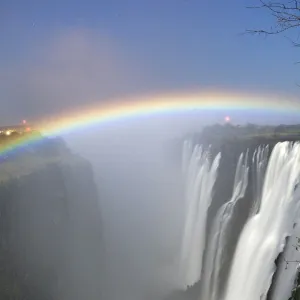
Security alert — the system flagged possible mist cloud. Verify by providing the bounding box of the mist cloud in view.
[0,27,145,124]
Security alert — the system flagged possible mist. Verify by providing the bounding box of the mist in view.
[63,108,294,300]
[0,27,150,124]
[64,117,191,299]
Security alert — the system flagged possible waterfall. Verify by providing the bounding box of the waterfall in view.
[182,140,193,175]
[179,142,221,288]
[201,150,249,300]
[223,142,300,300]
[251,145,269,215]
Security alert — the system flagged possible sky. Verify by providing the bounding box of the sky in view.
[1,0,300,124]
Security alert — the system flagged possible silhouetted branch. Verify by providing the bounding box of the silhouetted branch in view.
[247,0,300,41]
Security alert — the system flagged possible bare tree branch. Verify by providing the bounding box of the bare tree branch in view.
[247,0,300,41]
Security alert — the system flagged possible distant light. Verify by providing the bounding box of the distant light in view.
[5,130,11,136]
[225,116,231,122]
[26,127,31,132]
[22,120,27,124]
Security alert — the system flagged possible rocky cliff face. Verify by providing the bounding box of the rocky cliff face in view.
[0,138,106,300]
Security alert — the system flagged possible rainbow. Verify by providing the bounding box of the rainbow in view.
[1,90,300,157]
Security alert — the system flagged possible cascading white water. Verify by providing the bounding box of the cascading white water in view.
[251,145,269,215]
[201,150,249,300]
[179,141,221,288]
[182,140,193,175]
[223,142,300,300]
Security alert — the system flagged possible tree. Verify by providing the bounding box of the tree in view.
[247,0,300,45]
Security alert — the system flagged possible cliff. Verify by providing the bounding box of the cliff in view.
[0,137,106,300]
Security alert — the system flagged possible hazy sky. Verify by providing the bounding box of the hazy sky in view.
[1,0,300,124]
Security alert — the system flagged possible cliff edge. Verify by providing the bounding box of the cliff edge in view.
[0,137,106,300]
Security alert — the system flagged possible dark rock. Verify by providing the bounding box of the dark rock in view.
[0,139,106,300]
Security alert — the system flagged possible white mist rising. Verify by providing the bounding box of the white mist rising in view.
[224,142,300,300]
[179,141,221,288]
[65,120,194,300]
